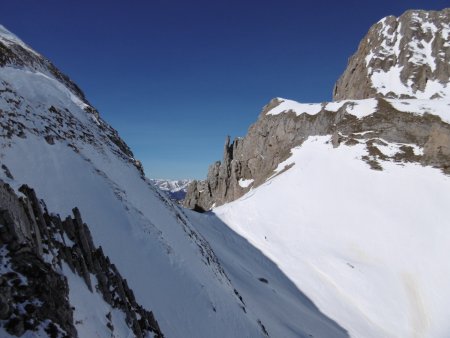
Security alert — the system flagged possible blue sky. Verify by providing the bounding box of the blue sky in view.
[1,0,448,179]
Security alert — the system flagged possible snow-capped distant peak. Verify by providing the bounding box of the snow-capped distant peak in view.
[150,179,192,202]
[151,178,192,192]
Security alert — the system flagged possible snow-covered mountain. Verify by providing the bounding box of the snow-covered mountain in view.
[150,179,192,202]
[184,8,450,338]
[185,8,450,210]
[0,24,349,338]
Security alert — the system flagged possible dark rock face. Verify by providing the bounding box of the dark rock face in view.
[334,9,450,100]
[0,181,163,338]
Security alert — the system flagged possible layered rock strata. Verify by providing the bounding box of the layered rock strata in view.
[0,181,163,338]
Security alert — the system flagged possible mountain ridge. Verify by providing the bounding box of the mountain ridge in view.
[184,8,450,211]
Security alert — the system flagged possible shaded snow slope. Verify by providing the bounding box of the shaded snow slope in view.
[210,136,450,338]
[188,209,348,338]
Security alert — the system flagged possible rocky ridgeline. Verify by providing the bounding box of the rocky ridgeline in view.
[334,9,450,100]
[184,98,450,210]
[0,180,163,337]
[0,25,144,176]
[184,8,450,211]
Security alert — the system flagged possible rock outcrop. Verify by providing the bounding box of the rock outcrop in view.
[333,9,450,100]
[184,97,450,210]
[0,181,163,337]
[184,8,450,211]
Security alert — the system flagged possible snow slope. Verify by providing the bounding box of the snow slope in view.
[188,208,348,338]
[0,64,260,338]
[0,24,349,338]
[203,136,450,338]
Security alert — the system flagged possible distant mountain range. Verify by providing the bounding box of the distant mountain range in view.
[150,179,192,202]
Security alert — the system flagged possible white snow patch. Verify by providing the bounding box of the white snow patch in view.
[325,101,348,112]
[345,98,378,118]
[371,66,450,99]
[421,21,438,33]
[267,98,323,116]
[238,178,254,188]
[442,27,450,40]
[269,98,377,119]
[387,99,450,124]
[63,264,131,338]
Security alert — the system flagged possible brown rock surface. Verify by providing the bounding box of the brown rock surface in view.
[334,9,450,100]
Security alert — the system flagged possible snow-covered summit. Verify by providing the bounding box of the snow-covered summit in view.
[334,8,450,100]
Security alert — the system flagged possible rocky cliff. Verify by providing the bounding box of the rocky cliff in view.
[0,180,163,337]
[184,8,450,211]
[333,9,450,100]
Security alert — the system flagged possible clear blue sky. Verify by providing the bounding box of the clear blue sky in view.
[0,0,448,179]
